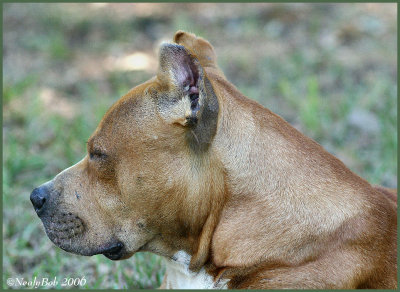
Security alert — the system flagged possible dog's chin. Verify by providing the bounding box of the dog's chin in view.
[46,230,134,261]
[101,242,126,260]
[48,235,129,260]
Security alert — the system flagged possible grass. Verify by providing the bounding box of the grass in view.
[3,3,397,289]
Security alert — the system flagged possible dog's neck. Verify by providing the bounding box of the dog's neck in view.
[206,71,368,269]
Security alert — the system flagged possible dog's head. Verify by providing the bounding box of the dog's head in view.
[30,31,223,262]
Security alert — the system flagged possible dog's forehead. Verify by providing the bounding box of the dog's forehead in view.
[90,80,163,146]
[102,83,155,125]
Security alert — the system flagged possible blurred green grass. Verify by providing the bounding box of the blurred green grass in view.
[3,3,397,289]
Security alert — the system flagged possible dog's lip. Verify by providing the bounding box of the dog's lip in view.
[100,242,124,260]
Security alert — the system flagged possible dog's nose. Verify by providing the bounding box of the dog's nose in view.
[30,185,49,213]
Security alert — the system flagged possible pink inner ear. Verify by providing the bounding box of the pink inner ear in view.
[189,86,199,94]
[175,52,199,92]
[160,43,200,90]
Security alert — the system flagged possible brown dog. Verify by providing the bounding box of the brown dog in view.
[30,31,397,289]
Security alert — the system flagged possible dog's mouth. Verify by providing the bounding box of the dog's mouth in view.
[101,242,125,260]
[41,214,126,260]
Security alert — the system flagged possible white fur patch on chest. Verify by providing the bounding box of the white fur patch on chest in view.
[164,251,228,289]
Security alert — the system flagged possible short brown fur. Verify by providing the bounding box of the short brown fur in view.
[32,31,397,289]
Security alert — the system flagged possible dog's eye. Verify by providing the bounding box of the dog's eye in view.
[89,150,107,160]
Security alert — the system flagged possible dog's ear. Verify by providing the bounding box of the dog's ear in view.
[157,43,219,152]
[157,43,203,127]
[158,43,201,99]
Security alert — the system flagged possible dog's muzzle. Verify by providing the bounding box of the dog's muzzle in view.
[30,181,86,247]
